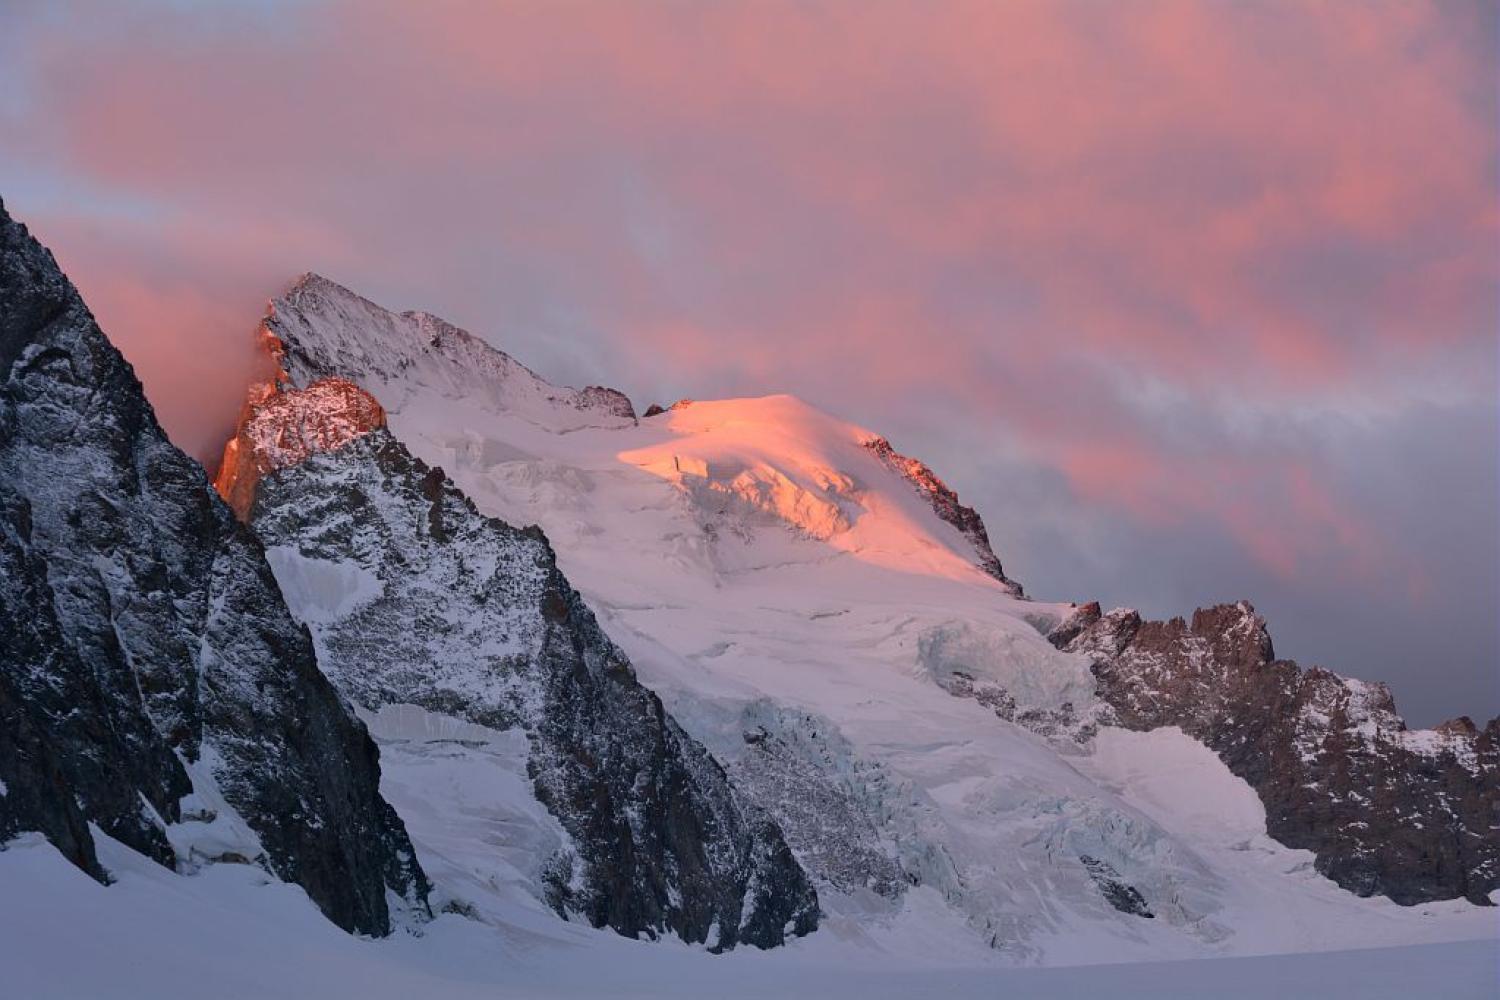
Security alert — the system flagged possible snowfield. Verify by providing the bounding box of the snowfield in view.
[1,832,1495,999]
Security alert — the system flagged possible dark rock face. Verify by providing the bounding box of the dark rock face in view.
[862,436,1024,596]
[0,199,429,935]
[1051,601,1500,905]
[573,385,638,422]
[242,419,819,950]
[1079,855,1154,918]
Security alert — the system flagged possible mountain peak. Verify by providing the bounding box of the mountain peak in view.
[261,275,637,426]
[603,394,1027,588]
[250,275,1021,590]
[285,270,338,294]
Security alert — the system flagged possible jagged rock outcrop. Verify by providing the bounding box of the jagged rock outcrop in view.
[1079,854,1155,918]
[0,198,430,935]
[214,376,386,518]
[573,384,638,421]
[1050,600,1500,905]
[863,436,1023,595]
[221,381,819,950]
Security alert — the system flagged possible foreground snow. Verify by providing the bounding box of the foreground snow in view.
[1,833,1494,1000]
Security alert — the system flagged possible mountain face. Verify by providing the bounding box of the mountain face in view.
[217,376,819,950]
[10,224,1490,976]
[0,200,430,936]
[1050,601,1500,905]
[220,272,1497,964]
[201,277,1253,961]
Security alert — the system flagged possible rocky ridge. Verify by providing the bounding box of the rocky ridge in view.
[863,436,1024,595]
[0,198,430,935]
[1050,600,1500,905]
[267,273,636,426]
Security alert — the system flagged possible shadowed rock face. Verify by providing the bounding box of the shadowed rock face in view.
[223,380,818,950]
[1051,601,1500,905]
[0,198,430,935]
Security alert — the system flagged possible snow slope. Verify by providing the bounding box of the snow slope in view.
[2,830,1496,1000]
[255,276,1497,965]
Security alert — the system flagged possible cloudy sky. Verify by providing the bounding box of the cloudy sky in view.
[3,0,1495,724]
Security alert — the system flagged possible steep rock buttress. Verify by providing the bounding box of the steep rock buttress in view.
[0,198,430,935]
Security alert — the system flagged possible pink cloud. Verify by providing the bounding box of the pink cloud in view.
[3,0,1493,597]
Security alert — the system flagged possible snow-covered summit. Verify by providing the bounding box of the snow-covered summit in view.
[267,273,636,428]
[618,393,1023,589]
[258,277,1024,593]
